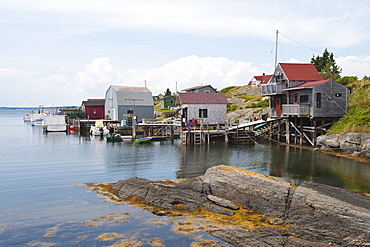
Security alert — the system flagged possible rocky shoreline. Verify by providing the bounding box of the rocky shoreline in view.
[316,132,370,160]
[94,165,370,246]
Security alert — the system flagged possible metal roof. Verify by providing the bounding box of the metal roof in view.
[177,93,228,104]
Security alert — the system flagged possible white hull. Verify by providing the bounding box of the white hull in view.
[90,126,109,136]
[43,115,67,132]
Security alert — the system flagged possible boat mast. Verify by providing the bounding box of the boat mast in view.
[274,30,278,70]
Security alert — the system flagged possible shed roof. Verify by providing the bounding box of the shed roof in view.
[177,93,228,104]
[182,84,216,92]
[82,99,105,106]
[110,85,151,92]
[279,63,323,81]
[284,80,328,90]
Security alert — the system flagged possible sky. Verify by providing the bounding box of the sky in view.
[1,0,370,107]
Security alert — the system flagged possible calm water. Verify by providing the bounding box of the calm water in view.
[1,108,369,246]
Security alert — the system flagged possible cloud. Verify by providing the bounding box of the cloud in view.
[336,55,370,78]
[0,56,261,106]
[2,0,370,48]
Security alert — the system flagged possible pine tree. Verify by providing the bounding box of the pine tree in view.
[164,88,172,96]
[311,48,342,80]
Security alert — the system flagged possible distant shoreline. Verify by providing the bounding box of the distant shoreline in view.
[0,106,78,110]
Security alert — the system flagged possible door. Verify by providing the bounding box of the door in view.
[276,98,281,116]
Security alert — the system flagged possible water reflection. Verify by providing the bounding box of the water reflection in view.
[268,145,370,192]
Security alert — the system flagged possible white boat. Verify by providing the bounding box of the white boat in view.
[43,115,67,132]
[23,113,32,122]
[30,106,50,126]
[31,113,46,126]
[90,120,109,136]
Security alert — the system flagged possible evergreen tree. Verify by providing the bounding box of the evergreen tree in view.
[311,48,342,80]
[164,88,172,96]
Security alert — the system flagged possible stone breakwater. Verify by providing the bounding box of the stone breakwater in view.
[316,132,370,159]
[109,165,370,246]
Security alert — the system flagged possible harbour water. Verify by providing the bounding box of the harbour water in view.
[1,108,369,246]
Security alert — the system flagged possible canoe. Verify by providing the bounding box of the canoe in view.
[253,122,270,131]
[134,137,152,144]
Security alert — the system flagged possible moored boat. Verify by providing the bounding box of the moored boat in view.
[90,120,109,136]
[106,133,122,142]
[134,137,152,144]
[42,115,67,132]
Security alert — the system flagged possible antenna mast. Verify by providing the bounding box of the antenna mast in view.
[274,30,278,69]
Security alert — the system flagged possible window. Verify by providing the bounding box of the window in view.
[335,93,342,97]
[92,110,97,115]
[316,93,321,108]
[300,95,309,103]
[204,90,210,93]
[199,109,208,118]
[293,94,298,104]
[127,109,134,114]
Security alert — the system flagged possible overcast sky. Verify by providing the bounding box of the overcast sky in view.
[1,0,370,107]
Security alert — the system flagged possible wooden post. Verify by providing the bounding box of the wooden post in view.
[299,118,303,145]
[286,119,290,144]
[277,120,281,142]
[313,120,317,146]
[269,122,273,140]
[132,116,137,140]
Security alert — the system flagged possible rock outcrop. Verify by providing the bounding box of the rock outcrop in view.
[110,165,370,246]
[317,132,370,159]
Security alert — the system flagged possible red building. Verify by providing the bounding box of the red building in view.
[81,99,105,119]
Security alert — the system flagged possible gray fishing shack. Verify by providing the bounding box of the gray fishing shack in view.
[105,85,154,122]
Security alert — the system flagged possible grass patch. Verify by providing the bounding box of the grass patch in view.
[329,81,370,133]
[245,99,269,108]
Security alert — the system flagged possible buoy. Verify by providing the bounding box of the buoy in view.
[70,126,75,130]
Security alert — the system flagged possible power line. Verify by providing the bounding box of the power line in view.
[279,32,322,54]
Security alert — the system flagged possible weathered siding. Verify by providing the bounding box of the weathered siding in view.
[311,81,347,118]
[182,103,226,125]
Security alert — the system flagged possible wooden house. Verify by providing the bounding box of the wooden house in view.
[262,63,347,118]
[160,95,177,110]
[247,73,273,86]
[176,93,228,125]
[81,99,105,119]
[261,63,348,146]
[282,79,347,118]
[105,86,154,122]
[181,85,217,93]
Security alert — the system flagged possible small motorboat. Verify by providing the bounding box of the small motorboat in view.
[90,121,109,136]
[134,137,152,144]
[106,133,122,142]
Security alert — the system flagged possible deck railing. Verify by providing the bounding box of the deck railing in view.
[261,83,285,95]
[281,104,310,116]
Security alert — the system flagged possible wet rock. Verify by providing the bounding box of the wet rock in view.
[110,165,370,246]
[207,195,239,210]
[317,132,370,159]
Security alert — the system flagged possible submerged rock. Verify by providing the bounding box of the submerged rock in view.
[108,165,370,246]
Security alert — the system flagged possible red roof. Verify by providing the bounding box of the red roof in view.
[177,93,228,104]
[255,74,273,84]
[279,63,323,81]
[248,74,273,86]
[293,79,328,88]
